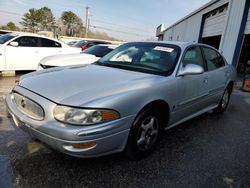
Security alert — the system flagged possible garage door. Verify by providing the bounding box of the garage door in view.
[202,6,228,38]
[244,5,250,34]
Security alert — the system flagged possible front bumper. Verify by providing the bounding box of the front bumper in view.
[6,86,135,157]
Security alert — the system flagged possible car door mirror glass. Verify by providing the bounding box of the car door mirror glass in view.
[9,41,19,47]
[178,63,204,76]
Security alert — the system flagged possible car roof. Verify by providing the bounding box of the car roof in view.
[9,32,61,42]
[128,41,193,48]
[125,41,218,51]
[94,44,119,48]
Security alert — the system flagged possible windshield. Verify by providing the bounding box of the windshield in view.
[73,40,87,47]
[98,42,181,76]
[82,45,116,57]
[0,34,16,44]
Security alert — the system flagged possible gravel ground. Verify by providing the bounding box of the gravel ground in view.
[0,75,250,188]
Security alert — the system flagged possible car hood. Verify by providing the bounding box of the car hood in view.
[40,53,98,66]
[19,64,162,106]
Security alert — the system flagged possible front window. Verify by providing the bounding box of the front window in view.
[183,46,205,69]
[0,34,16,44]
[13,36,39,47]
[97,42,181,76]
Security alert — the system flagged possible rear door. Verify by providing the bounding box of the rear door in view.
[36,37,64,58]
[201,47,228,104]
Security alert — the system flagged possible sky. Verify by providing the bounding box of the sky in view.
[0,0,210,41]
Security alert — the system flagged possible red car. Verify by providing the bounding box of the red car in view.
[72,40,111,51]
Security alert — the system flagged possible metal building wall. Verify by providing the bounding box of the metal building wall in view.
[163,13,202,42]
[244,5,250,34]
[162,0,229,43]
[220,0,246,64]
[163,28,173,41]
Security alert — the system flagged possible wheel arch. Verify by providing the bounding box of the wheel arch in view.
[227,80,234,94]
[133,100,170,129]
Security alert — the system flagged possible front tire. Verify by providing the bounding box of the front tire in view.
[125,109,162,160]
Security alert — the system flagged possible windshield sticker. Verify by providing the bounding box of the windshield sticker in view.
[154,46,174,53]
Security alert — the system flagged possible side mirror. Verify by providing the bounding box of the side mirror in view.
[9,41,19,47]
[177,64,204,76]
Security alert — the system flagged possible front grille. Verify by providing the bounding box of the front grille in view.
[13,92,44,120]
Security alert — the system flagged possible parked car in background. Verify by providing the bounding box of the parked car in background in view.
[37,44,118,70]
[66,40,79,46]
[72,39,112,51]
[0,33,79,71]
[6,42,236,160]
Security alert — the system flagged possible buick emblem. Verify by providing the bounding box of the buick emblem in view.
[21,98,26,108]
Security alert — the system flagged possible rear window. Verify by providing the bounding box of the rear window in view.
[82,45,115,57]
[73,40,87,47]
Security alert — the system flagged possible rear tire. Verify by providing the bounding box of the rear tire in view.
[214,86,232,113]
[125,108,162,160]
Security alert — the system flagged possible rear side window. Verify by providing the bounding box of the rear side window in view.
[14,36,39,47]
[202,47,225,71]
[183,46,205,68]
[40,38,61,48]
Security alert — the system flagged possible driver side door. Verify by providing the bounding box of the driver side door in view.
[5,36,40,70]
[170,46,209,124]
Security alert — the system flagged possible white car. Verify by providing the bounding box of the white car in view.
[0,33,79,71]
[37,44,118,70]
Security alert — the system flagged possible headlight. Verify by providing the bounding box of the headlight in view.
[53,105,120,125]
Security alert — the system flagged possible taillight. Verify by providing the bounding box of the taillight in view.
[81,44,88,51]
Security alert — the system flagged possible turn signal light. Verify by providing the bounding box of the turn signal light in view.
[72,142,97,149]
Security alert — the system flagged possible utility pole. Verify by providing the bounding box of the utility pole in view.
[85,6,89,38]
[88,18,90,34]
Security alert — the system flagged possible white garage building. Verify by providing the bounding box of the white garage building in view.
[156,0,250,73]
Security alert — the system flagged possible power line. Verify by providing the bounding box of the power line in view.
[91,19,151,32]
[90,24,153,37]
[0,10,23,16]
[0,10,154,38]
[0,10,154,32]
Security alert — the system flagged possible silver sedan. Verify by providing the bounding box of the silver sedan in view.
[6,41,236,160]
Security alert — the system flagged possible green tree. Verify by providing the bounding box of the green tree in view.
[7,22,20,31]
[61,11,83,37]
[0,22,20,31]
[20,7,55,32]
[37,7,55,31]
[20,8,40,32]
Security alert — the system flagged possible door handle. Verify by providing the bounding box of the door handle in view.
[203,78,208,83]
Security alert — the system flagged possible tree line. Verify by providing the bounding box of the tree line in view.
[0,7,118,41]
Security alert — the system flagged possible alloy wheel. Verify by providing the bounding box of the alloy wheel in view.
[136,116,159,151]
